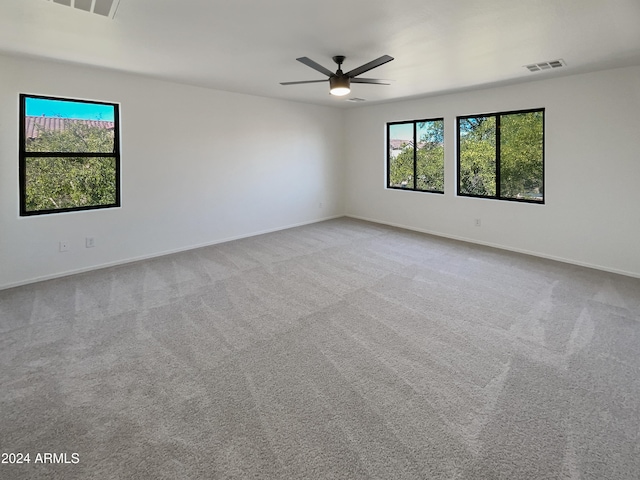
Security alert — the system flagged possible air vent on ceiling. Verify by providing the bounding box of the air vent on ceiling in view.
[525,59,566,72]
[347,98,366,102]
[47,0,121,19]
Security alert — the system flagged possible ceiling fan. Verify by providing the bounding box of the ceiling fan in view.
[281,55,394,96]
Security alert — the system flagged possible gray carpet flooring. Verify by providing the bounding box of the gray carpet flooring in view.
[1,217,639,479]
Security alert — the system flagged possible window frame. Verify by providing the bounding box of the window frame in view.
[19,93,121,217]
[386,117,445,194]
[456,107,545,204]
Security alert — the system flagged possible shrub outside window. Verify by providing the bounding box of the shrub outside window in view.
[19,94,121,216]
[387,118,444,193]
[457,108,544,203]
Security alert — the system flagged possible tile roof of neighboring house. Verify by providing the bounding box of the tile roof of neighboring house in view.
[389,139,413,149]
[24,116,115,139]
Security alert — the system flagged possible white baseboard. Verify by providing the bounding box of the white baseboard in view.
[346,214,640,279]
[1,214,343,290]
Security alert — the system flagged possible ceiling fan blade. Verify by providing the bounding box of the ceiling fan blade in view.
[296,57,335,77]
[351,78,390,85]
[345,55,394,78]
[280,79,329,85]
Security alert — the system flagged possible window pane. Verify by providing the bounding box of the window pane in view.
[388,123,414,189]
[416,120,444,192]
[24,157,117,212]
[458,116,496,196]
[24,97,115,153]
[500,111,544,201]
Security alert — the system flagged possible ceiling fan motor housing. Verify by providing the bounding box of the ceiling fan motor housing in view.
[329,75,351,92]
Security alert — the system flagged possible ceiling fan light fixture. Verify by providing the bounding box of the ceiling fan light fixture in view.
[329,76,351,96]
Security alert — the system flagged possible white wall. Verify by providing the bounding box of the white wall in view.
[0,54,345,288]
[344,66,640,277]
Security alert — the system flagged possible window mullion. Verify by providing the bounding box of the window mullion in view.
[495,114,501,199]
[386,123,391,188]
[24,152,114,158]
[413,122,417,190]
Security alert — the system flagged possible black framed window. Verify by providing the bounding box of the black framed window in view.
[457,108,544,203]
[387,118,444,193]
[19,94,121,216]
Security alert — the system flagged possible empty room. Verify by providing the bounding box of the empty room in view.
[1,1,639,479]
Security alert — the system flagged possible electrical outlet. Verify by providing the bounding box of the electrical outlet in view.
[475,218,481,227]
[59,241,69,252]
[85,237,95,248]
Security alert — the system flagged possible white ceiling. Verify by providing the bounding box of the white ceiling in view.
[2,0,640,107]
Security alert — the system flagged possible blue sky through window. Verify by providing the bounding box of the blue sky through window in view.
[26,97,115,121]
[389,122,413,140]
